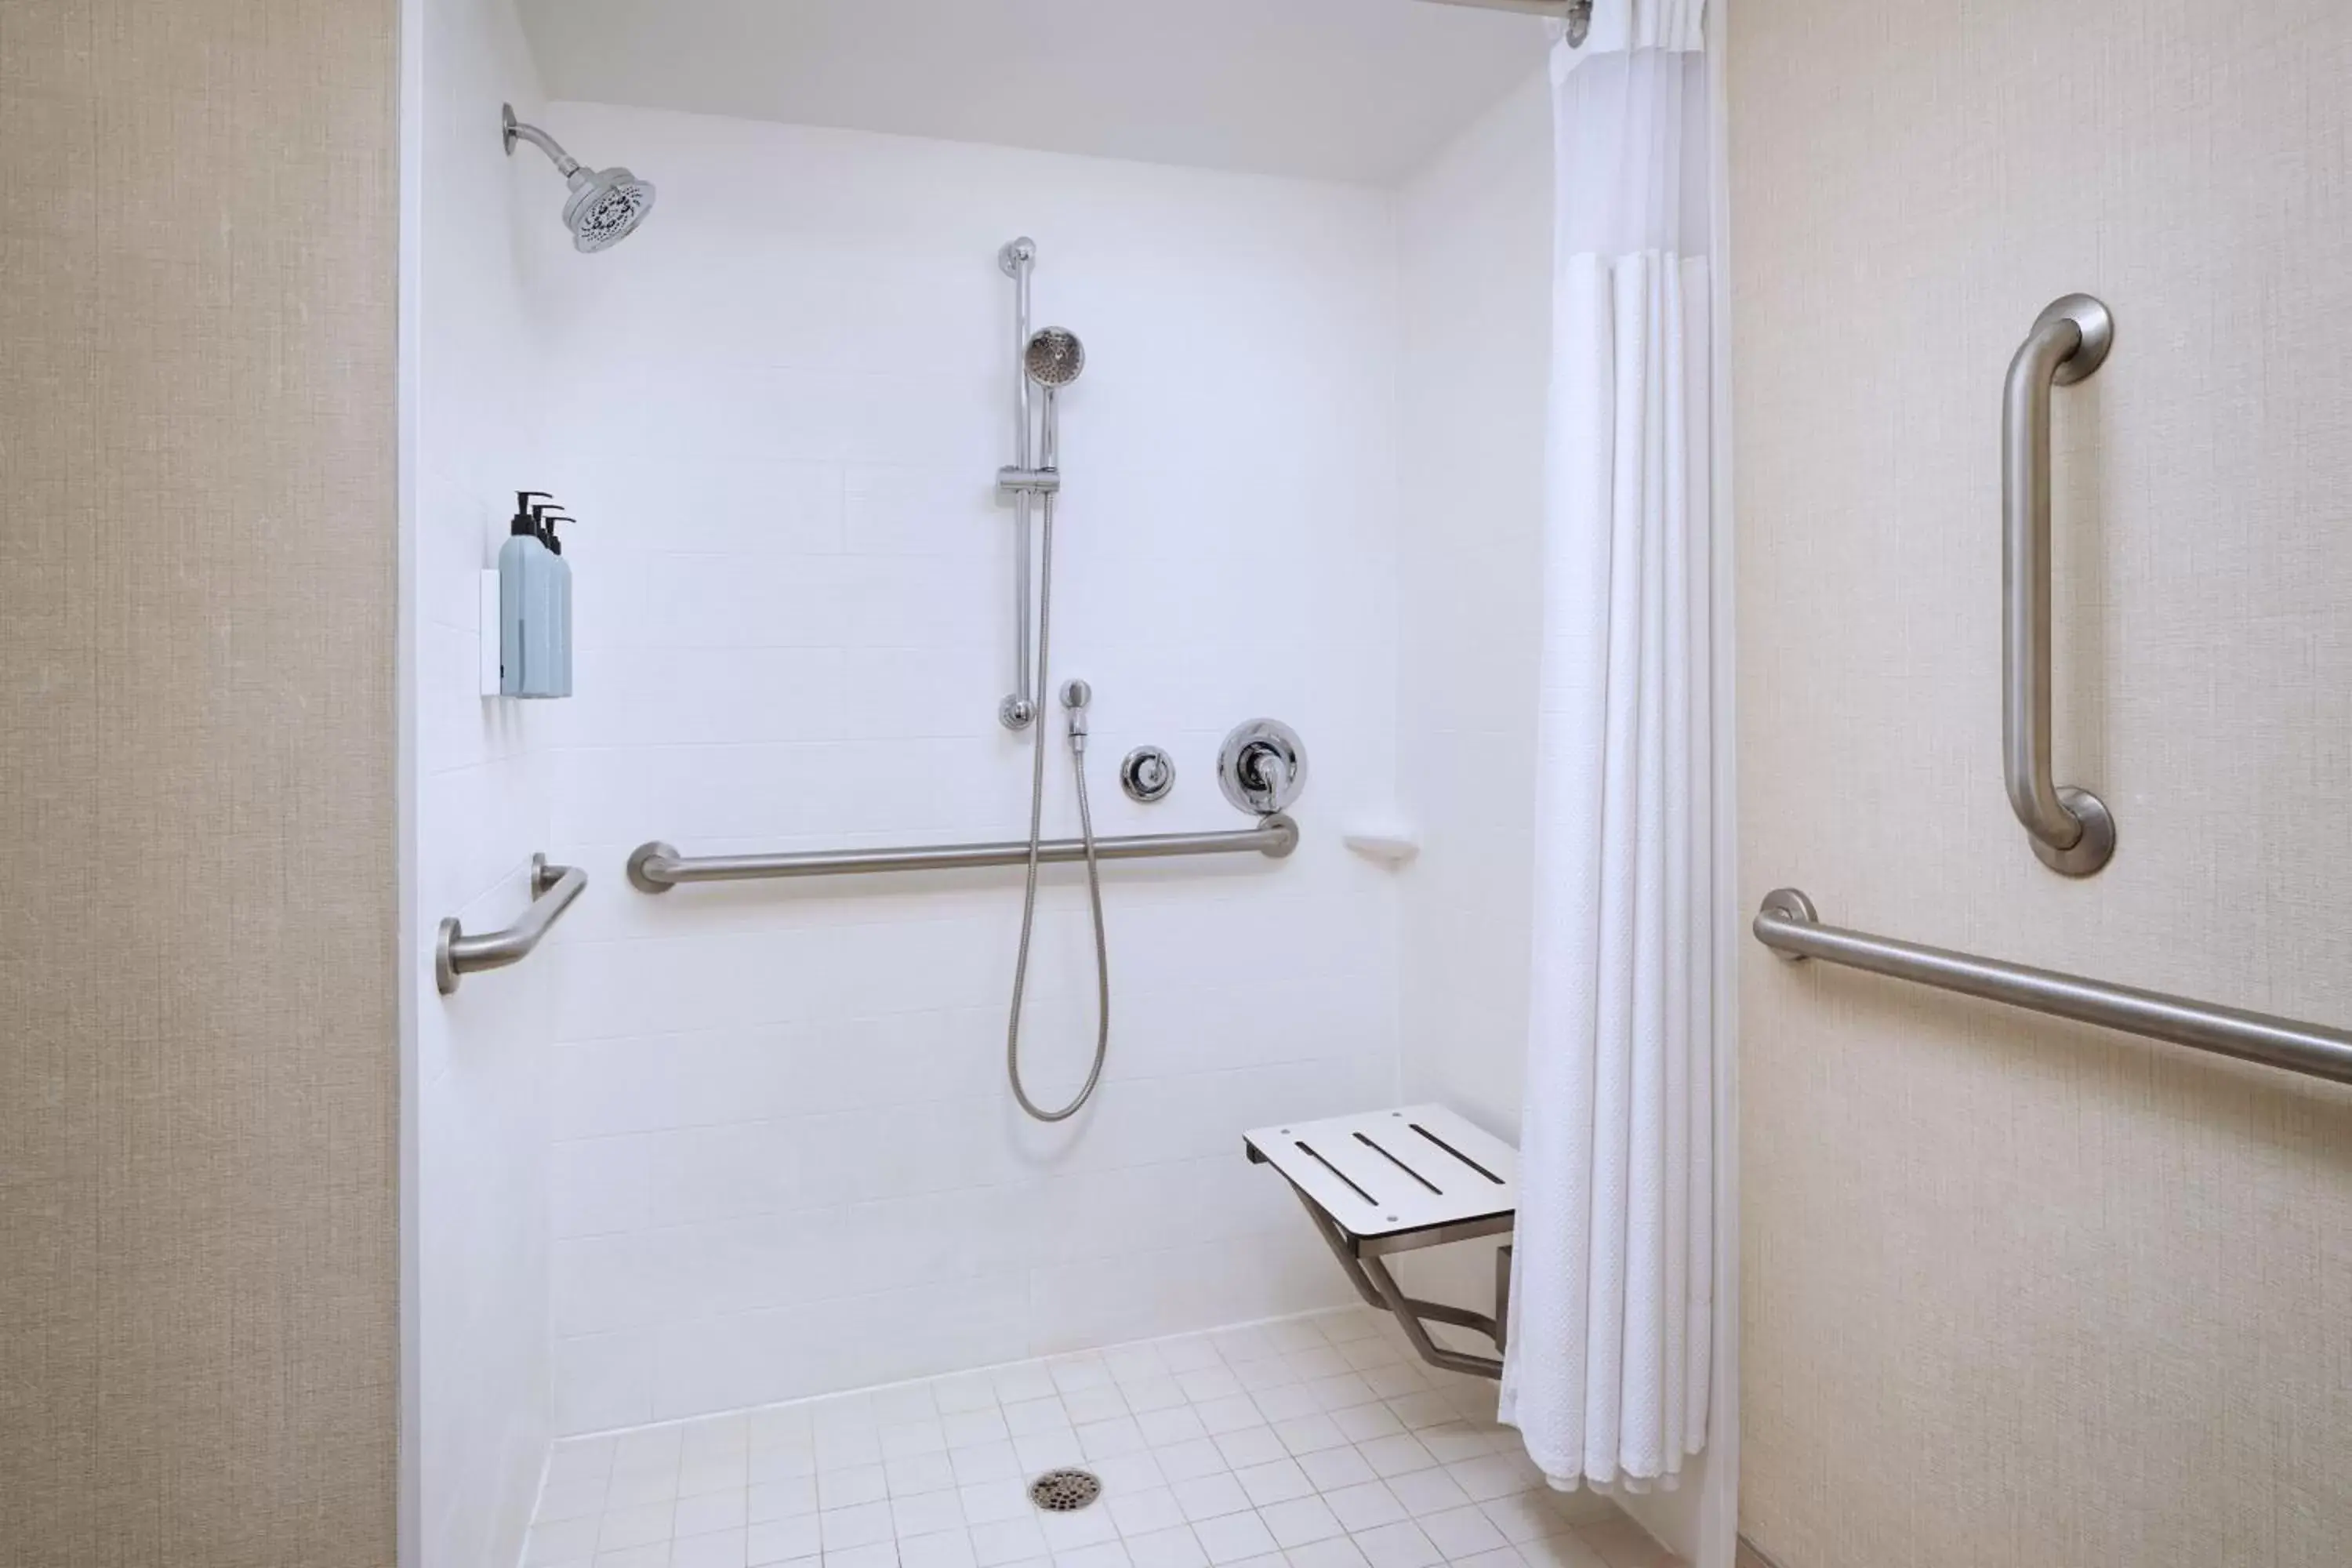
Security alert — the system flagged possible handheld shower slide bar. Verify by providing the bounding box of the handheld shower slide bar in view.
[1754,888,2352,1088]
[626,815,1299,893]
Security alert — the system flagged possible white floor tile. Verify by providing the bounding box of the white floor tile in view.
[892,1490,967,1537]
[1232,1460,1314,1509]
[901,1527,979,1568]
[526,1517,603,1565]
[1193,1399,1264,1437]
[1351,1521,1443,1568]
[753,1479,820,1523]
[1150,1338,1221,1374]
[753,1449,819,1484]
[1443,1455,1538,1504]
[1124,1525,1209,1568]
[1449,1548,1524,1568]
[1038,1508,1120,1552]
[1136,1407,1209,1448]
[1106,1486,1188,1538]
[677,1490,750,1538]
[1322,1483,1405,1534]
[820,1467,891,1511]
[1078,1417,1149,1461]
[960,1480,1033,1526]
[884,1420,950,1458]
[1125,1381,1193,1417]
[1410,1428,1493,1467]
[673,1527,750,1568]
[994,1364,1059,1404]
[750,1518,822,1565]
[818,1432,887,1472]
[950,1442,1023,1486]
[1382,1470,1470,1520]
[540,1477,613,1524]
[1354,1436,1435,1480]
[1295,1449,1374,1494]
[1258,1497,1343,1551]
[1148,1439,1229,1484]
[1414,1506,1503,1560]
[819,1501,896,1550]
[933,1374,1002,1414]
[1287,1538,1370,1568]
[595,1546,668,1568]
[601,1502,678,1552]
[1005,1396,1074,1436]
[1515,1534,1604,1568]
[1171,1475,1251,1524]
[1213,1428,1288,1470]
[1065,1386,1132,1425]
[875,1385,942,1425]
[1192,1512,1278,1567]
[1055,1542,1132,1568]
[945,1410,1013,1447]
[822,1544,900,1568]
[1249,1386,1321,1425]
[891,1453,962,1497]
[1090,1451,1169,1494]
[1271,1417,1347,1457]
[1475,1495,1559,1546]
[971,1515,1051,1566]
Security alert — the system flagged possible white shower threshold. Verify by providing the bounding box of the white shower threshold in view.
[517,1306,1685,1568]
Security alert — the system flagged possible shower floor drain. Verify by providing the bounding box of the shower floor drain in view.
[1029,1468,1103,1512]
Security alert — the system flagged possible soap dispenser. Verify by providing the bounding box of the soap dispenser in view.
[498,490,567,698]
[536,506,575,699]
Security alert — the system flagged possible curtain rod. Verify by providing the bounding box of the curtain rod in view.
[1417,0,1593,42]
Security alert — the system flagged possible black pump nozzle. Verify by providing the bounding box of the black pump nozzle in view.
[512,490,556,537]
[535,510,575,554]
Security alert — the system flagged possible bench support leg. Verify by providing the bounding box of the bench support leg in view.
[1279,1181,1506,1381]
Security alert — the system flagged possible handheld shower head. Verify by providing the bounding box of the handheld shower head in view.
[503,103,656,253]
[1025,328,1086,388]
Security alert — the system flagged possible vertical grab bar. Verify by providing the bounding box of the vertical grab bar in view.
[2002,293,2116,876]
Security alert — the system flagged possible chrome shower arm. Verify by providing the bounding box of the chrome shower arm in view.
[502,106,580,176]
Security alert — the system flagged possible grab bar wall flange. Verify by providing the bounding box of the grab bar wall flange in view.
[1754,887,2352,1088]
[436,852,588,995]
[628,814,1299,893]
[2002,292,2116,876]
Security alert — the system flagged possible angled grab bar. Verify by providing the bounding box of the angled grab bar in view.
[1755,888,2352,1087]
[436,854,587,994]
[2002,293,2117,875]
[627,815,1299,892]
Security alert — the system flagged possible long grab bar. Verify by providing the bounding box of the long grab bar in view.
[1754,887,2352,1087]
[436,854,588,995]
[2002,293,2117,876]
[627,812,1300,893]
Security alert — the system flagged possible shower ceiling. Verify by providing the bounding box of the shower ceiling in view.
[515,0,1550,184]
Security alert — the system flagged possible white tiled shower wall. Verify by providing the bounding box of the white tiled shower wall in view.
[411,0,573,1562]
[526,107,1410,1433]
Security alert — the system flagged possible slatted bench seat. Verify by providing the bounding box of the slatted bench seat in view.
[1244,1104,1519,1379]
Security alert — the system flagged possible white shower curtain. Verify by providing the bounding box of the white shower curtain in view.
[1497,0,1715,1496]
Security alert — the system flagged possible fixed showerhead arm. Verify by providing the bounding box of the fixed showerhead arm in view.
[502,104,580,177]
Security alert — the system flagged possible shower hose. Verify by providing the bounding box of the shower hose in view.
[1005,492,1112,1122]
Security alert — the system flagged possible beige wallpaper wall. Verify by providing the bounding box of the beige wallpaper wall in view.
[0,3,401,1564]
[1729,4,2352,1566]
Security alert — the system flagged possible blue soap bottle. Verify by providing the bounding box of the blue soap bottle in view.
[499,490,564,698]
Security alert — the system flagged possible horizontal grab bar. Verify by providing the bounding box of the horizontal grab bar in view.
[1753,888,2352,1087]
[436,854,587,995]
[627,812,1301,893]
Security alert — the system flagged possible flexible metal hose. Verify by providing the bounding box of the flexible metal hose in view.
[1005,492,1112,1122]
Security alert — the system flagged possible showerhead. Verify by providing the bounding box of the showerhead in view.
[1025,327,1086,389]
[562,166,656,253]
[503,103,656,254]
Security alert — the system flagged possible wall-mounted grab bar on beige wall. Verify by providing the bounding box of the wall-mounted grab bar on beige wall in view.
[1755,888,2352,1087]
[2003,293,2117,875]
[436,854,587,994]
